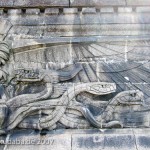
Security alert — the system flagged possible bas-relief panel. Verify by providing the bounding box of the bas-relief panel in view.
[0,40,149,135]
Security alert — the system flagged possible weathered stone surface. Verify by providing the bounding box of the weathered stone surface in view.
[82,8,96,14]
[100,7,114,13]
[136,7,150,13]
[0,20,12,34]
[6,130,71,150]
[80,14,100,24]
[0,0,13,6]
[0,0,150,7]
[63,8,78,14]
[0,19,12,40]
[1,129,150,150]
[70,0,126,7]
[0,2,150,150]
[26,9,40,15]
[11,35,150,50]
[127,0,150,6]
[72,134,137,150]
[0,0,69,7]
[71,129,150,150]
[8,9,22,15]
[118,7,133,13]
[45,8,59,15]
[1,13,150,26]
[5,24,150,40]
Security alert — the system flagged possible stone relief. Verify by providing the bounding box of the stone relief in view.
[0,41,148,135]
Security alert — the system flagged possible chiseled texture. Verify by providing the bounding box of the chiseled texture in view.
[70,0,126,6]
[0,0,69,7]
[0,0,150,7]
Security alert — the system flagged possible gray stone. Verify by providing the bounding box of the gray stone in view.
[0,1,150,150]
[63,8,78,14]
[0,0,13,6]
[100,7,114,13]
[118,7,133,13]
[4,12,150,26]
[8,9,22,15]
[25,9,40,15]
[70,0,126,7]
[0,0,70,7]
[82,8,96,14]
[4,129,150,150]
[127,0,150,6]
[0,20,12,34]
[6,131,71,150]
[45,8,59,15]
[136,7,150,13]
[0,9,3,15]
[80,14,100,24]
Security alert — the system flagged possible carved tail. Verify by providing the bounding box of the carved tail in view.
[39,82,116,129]
[81,106,122,128]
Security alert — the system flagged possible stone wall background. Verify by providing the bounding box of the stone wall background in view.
[0,1,150,150]
[0,0,150,99]
[0,0,150,7]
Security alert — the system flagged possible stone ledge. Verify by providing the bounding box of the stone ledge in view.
[127,0,150,6]
[1,7,150,16]
[0,0,150,8]
[0,0,69,7]
[136,7,150,13]
[70,0,126,7]
[11,35,150,52]
[2,13,150,26]
[1,129,150,150]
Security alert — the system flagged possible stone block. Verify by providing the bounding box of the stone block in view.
[26,9,40,15]
[80,14,100,24]
[8,9,22,15]
[99,13,150,24]
[82,7,96,14]
[100,7,114,13]
[72,133,137,150]
[6,131,71,150]
[0,0,13,6]
[63,8,78,14]
[118,7,133,13]
[70,0,126,7]
[136,135,150,149]
[13,0,69,7]
[45,15,81,25]
[136,7,150,13]
[0,0,69,7]
[45,8,59,15]
[9,14,81,25]
[2,129,150,150]
[127,0,150,6]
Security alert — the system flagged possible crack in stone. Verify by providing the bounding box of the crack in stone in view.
[132,129,139,150]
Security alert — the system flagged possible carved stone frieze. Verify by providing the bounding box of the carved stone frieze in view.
[0,40,148,136]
